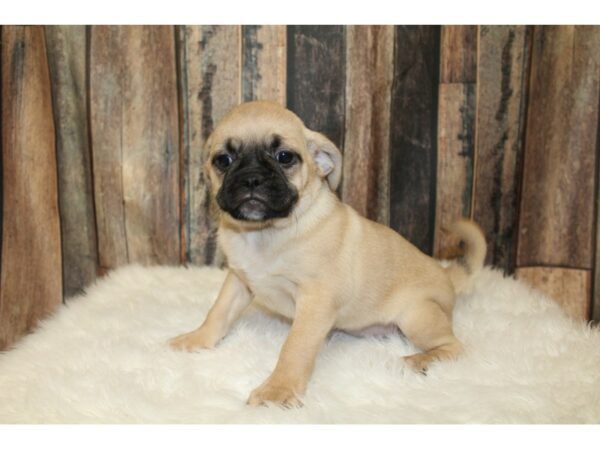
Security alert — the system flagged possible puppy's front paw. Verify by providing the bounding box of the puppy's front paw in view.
[168,329,217,352]
[247,382,303,408]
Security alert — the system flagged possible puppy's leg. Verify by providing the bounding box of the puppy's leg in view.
[247,288,335,407]
[169,270,252,351]
[398,297,463,373]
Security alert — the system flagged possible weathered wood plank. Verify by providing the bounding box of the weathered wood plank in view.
[594,134,600,321]
[434,83,476,255]
[342,25,393,224]
[0,26,62,350]
[90,26,180,270]
[286,26,346,148]
[45,25,98,297]
[434,25,478,256]
[472,26,531,272]
[389,26,440,255]
[0,25,3,279]
[178,25,242,265]
[517,26,600,269]
[89,26,127,270]
[516,267,591,321]
[440,25,477,83]
[242,25,286,104]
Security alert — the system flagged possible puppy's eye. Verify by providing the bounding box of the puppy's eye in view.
[275,150,297,166]
[213,153,233,171]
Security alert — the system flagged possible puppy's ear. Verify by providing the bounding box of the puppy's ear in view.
[304,128,343,190]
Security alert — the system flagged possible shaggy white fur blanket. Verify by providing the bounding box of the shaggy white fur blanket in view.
[1,265,599,423]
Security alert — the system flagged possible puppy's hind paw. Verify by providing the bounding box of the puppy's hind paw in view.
[403,354,430,375]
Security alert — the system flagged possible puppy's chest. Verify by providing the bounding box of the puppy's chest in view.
[224,234,298,318]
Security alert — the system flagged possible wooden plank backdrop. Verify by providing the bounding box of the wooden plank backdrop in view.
[1,25,599,350]
[389,26,440,255]
[434,26,477,256]
[515,26,600,319]
[0,26,63,349]
[45,25,98,297]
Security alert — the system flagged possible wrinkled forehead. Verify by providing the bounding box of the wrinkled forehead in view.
[207,107,307,155]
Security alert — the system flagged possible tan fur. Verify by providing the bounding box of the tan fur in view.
[169,101,487,407]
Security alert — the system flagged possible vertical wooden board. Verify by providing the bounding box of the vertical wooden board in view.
[0,25,3,277]
[242,25,286,104]
[0,26,62,349]
[440,26,477,83]
[389,26,440,255]
[89,26,127,270]
[90,26,180,270]
[286,26,346,148]
[342,25,393,224]
[434,83,476,254]
[434,25,478,255]
[472,26,531,272]
[517,26,600,269]
[516,267,591,321]
[594,131,600,321]
[45,25,98,297]
[179,26,241,265]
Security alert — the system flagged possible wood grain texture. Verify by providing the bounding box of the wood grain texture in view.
[594,134,600,321]
[389,26,440,255]
[179,25,242,266]
[45,25,98,297]
[516,267,591,321]
[472,26,531,272]
[434,26,478,255]
[517,26,600,269]
[0,25,3,278]
[90,26,180,271]
[286,26,346,148]
[0,26,62,350]
[434,83,476,255]
[342,25,393,224]
[440,26,477,83]
[242,25,286,104]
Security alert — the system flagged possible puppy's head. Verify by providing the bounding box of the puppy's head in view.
[205,101,342,225]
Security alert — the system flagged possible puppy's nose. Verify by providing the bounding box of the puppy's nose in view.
[243,174,263,189]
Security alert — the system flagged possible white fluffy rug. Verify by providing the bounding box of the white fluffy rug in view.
[1,264,599,423]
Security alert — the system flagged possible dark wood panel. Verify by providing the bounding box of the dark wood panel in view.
[90,26,180,270]
[389,26,440,255]
[342,25,393,224]
[45,25,98,297]
[0,26,62,350]
[517,26,600,269]
[440,26,477,83]
[517,267,591,321]
[286,26,346,148]
[178,25,241,266]
[242,25,286,104]
[472,26,531,272]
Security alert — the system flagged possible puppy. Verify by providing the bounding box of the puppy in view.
[170,101,487,407]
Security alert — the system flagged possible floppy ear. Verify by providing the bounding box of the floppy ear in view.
[303,128,343,191]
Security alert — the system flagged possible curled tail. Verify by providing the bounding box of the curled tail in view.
[441,219,487,293]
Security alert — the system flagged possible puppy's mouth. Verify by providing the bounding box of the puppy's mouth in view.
[237,198,269,221]
[235,194,268,220]
[219,191,298,222]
